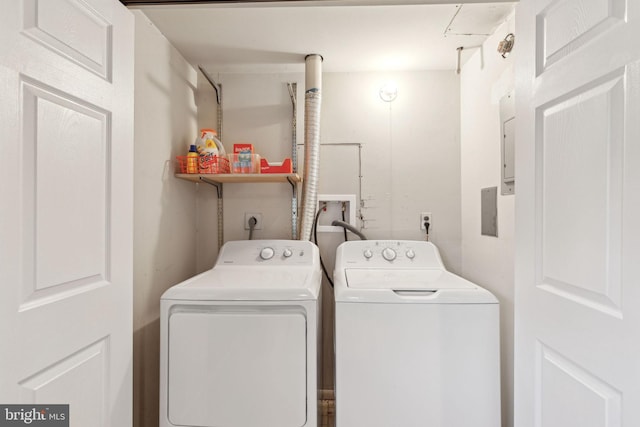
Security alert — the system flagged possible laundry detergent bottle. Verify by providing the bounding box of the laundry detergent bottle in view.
[197,128,226,158]
[186,144,199,173]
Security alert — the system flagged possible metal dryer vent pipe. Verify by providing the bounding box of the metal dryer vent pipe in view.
[299,54,323,241]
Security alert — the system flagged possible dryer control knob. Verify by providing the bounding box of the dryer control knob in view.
[260,247,275,260]
[363,249,373,259]
[382,247,397,261]
[406,249,416,259]
[283,248,293,258]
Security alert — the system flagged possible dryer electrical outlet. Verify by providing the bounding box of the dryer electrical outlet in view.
[420,212,432,231]
[317,194,357,233]
[244,212,263,230]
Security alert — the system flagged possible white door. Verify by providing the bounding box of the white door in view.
[0,0,134,426]
[515,0,640,426]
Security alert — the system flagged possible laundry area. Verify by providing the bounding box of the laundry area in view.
[131,2,516,427]
[3,0,640,425]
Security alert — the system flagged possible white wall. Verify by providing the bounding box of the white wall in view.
[196,70,461,268]
[132,11,199,427]
[322,71,461,272]
[460,13,516,427]
[195,69,461,388]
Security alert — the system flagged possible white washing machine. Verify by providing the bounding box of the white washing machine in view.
[160,240,321,427]
[334,240,500,427]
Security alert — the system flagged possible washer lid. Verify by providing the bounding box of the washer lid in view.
[335,268,497,304]
[345,268,474,290]
[161,267,321,301]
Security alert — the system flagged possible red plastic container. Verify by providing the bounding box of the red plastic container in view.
[260,158,292,174]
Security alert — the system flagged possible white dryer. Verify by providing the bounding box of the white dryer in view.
[160,240,321,427]
[334,240,500,427]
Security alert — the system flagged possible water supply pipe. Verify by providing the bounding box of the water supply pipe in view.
[299,54,323,241]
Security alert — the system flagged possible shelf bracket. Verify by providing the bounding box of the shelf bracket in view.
[199,65,222,105]
[287,82,297,173]
[287,82,298,238]
[287,176,298,239]
[199,177,222,199]
[199,65,223,140]
[198,67,224,248]
[200,177,224,249]
[283,176,292,190]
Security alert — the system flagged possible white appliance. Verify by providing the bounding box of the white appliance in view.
[160,240,322,427]
[334,240,500,427]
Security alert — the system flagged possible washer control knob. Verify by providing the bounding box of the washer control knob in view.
[363,249,373,259]
[406,249,416,259]
[283,248,293,258]
[382,247,397,261]
[260,247,275,260]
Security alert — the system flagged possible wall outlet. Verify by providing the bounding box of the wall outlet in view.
[420,212,432,231]
[244,212,263,230]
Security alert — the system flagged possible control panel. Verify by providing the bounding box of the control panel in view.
[336,240,443,269]
[216,240,317,266]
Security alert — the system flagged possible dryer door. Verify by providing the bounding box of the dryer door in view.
[167,304,307,427]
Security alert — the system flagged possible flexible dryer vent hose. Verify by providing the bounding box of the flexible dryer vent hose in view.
[299,54,323,241]
[331,220,367,240]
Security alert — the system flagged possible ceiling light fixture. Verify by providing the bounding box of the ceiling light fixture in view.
[379,82,398,102]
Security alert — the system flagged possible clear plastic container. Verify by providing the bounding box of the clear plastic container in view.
[229,153,261,174]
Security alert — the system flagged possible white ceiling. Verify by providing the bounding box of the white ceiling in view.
[137,1,515,73]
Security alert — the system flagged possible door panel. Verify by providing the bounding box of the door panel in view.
[0,1,133,426]
[516,0,640,426]
[537,71,624,316]
[23,78,111,300]
[19,339,110,426]
[538,0,626,71]
[23,0,113,79]
[538,343,622,427]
